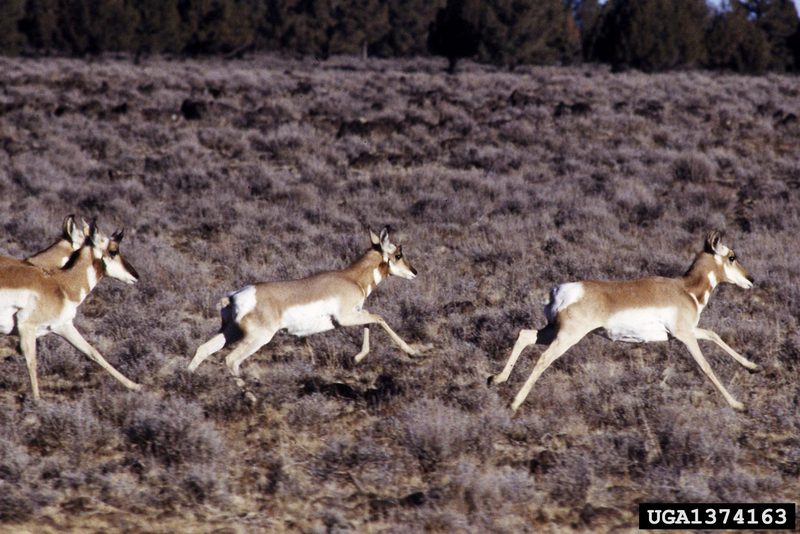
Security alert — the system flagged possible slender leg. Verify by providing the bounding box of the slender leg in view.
[224,330,276,377]
[694,327,759,371]
[510,329,586,412]
[188,333,227,372]
[674,331,744,411]
[18,326,39,401]
[353,328,370,363]
[337,310,417,357]
[55,322,141,391]
[490,329,538,385]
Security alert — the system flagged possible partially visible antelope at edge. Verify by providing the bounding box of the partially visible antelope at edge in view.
[0,221,141,400]
[188,227,419,378]
[0,214,86,270]
[490,231,758,412]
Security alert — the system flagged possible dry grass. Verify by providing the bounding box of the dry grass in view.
[0,54,798,532]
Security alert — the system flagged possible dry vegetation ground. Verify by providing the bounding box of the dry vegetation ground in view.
[0,54,798,532]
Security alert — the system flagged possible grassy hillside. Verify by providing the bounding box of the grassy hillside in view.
[0,54,798,532]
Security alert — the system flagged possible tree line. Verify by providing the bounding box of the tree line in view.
[0,0,798,73]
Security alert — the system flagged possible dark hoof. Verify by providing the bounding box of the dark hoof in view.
[730,400,747,413]
[486,375,496,387]
[747,364,762,374]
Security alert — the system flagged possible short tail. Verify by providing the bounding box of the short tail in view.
[218,296,233,331]
[544,282,583,323]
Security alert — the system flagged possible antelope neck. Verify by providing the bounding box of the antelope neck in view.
[682,253,718,310]
[346,249,389,298]
[57,247,103,303]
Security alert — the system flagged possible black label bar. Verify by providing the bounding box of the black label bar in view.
[639,503,796,530]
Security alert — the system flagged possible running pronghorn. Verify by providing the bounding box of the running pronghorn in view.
[0,221,141,400]
[490,231,757,412]
[188,227,418,378]
[0,214,86,270]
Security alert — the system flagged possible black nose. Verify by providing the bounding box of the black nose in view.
[747,275,754,284]
[411,267,418,275]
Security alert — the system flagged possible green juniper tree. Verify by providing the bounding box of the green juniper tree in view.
[0,0,25,54]
[593,0,710,71]
[377,0,446,56]
[135,0,183,54]
[745,0,799,71]
[706,2,770,73]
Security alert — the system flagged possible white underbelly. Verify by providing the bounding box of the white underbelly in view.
[0,307,15,335]
[600,307,677,343]
[0,290,36,335]
[281,299,340,337]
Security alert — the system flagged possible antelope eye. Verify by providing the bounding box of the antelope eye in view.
[395,254,402,260]
[109,250,119,258]
[729,254,736,262]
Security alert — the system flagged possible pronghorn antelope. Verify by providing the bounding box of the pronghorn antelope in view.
[490,231,757,412]
[0,222,141,400]
[188,227,418,377]
[0,214,85,270]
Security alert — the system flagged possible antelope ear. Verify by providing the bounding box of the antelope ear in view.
[62,214,77,240]
[380,226,397,255]
[111,228,125,242]
[380,226,390,249]
[370,229,381,247]
[705,231,722,255]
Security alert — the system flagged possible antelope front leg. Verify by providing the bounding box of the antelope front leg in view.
[674,331,744,411]
[18,326,40,401]
[694,327,759,371]
[338,310,417,361]
[353,328,370,363]
[55,322,141,391]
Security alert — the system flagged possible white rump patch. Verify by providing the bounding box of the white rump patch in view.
[281,298,340,337]
[545,282,584,323]
[601,307,677,343]
[230,285,257,322]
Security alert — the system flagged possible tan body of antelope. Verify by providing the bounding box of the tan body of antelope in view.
[188,227,418,377]
[0,223,141,400]
[490,232,757,412]
[0,214,85,270]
